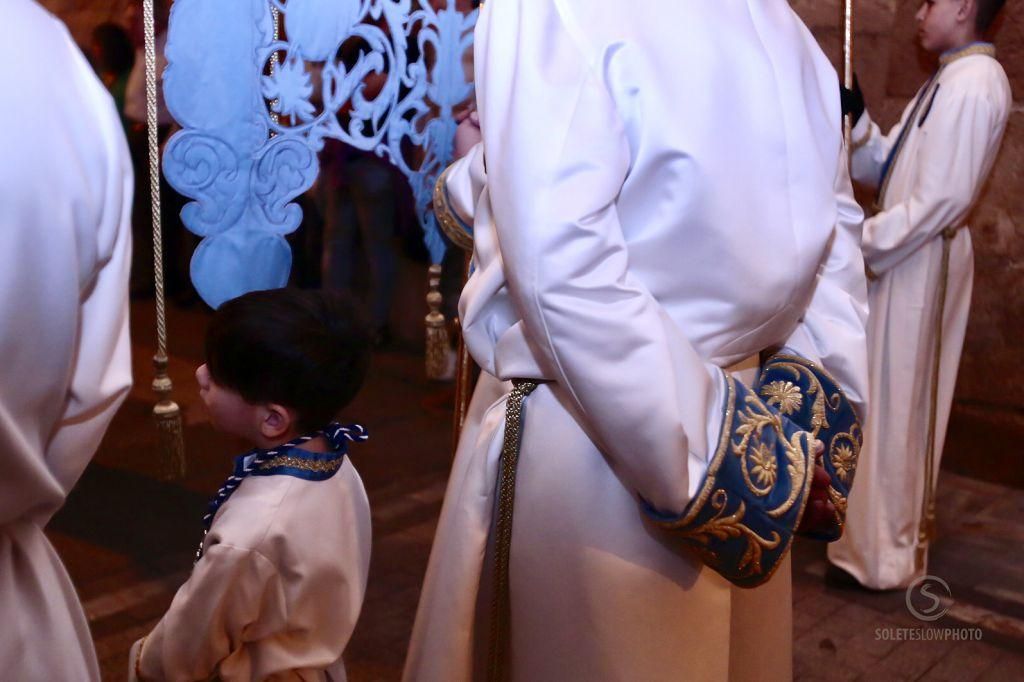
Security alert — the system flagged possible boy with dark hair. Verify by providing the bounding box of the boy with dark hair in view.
[831,0,1012,590]
[130,288,372,681]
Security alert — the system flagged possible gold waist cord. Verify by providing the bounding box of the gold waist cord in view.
[487,379,539,682]
[916,227,957,570]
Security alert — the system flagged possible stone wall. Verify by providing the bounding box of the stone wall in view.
[793,0,1024,487]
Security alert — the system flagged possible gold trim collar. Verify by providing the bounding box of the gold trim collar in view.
[939,42,996,66]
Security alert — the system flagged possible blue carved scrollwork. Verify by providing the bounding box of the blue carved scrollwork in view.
[163,0,477,308]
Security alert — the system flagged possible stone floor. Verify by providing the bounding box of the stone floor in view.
[47,300,1024,681]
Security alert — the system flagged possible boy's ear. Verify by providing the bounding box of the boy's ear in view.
[960,0,975,22]
[260,403,295,440]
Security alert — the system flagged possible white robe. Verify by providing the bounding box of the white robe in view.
[0,2,133,679]
[131,456,371,681]
[405,1,869,680]
[828,47,1011,590]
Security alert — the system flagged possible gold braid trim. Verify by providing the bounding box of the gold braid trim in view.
[488,380,539,681]
[257,455,342,474]
[134,636,147,681]
[939,43,996,66]
[433,165,474,252]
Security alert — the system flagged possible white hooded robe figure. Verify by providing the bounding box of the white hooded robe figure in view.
[406,1,870,680]
[0,2,133,679]
[829,44,1011,590]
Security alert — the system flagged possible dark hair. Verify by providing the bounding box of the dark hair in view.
[91,23,135,76]
[205,288,371,432]
[976,0,1006,33]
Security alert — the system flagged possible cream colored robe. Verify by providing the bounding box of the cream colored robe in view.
[829,46,1012,590]
[0,2,133,679]
[405,1,869,680]
[132,457,371,681]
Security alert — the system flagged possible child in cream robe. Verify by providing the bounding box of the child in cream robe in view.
[130,289,372,681]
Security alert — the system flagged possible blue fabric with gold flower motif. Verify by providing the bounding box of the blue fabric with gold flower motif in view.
[643,375,814,589]
[756,352,862,542]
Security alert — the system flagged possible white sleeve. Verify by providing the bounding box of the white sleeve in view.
[137,544,284,680]
[862,86,1007,275]
[43,49,134,508]
[782,144,870,418]
[475,0,723,514]
[444,141,487,228]
[849,109,899,188]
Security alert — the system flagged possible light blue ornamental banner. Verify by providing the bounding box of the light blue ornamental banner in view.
[162,0,478,308]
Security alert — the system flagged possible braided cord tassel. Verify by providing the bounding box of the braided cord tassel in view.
[143,0,185,479]
[487,380,538,682]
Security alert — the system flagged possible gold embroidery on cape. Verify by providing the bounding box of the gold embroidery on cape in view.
[433,165,474,252]
[762,354,864,532]
[257,455,342,474]
[655,376,814,585]
[759,358,854,437]
[732,395,809,519]
[675,490,782,577]
[748,443,778,488]
[827,484,848,532]
[830,431,861,485]
[761,380,803,415]
[663,378,738,530]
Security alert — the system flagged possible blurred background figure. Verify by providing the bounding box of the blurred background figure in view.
[0,1,133,679]
[320,141,401,348]
[88,21,134,131]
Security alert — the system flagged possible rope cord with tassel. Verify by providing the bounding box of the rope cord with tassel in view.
[425,263,451,380]
[143,0,185,478]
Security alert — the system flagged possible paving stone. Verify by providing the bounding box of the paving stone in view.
[870,638,957,680]
[923,640,1004,681]
[976,649,1024,682]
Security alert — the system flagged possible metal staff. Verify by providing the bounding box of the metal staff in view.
[843,0,855,150]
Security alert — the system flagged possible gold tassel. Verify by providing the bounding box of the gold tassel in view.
[144,0,185,480]
[152,353,186,480]
[425,264,451,380]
